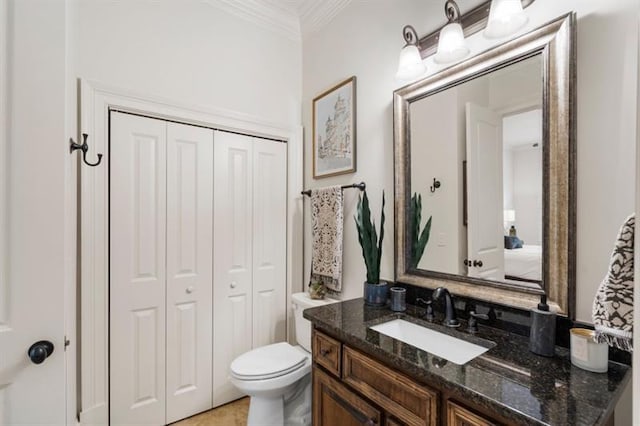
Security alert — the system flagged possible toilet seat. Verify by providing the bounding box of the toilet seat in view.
[230,342,308,381]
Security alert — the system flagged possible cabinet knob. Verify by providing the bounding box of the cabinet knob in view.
[320,348,332,356]
[230,282,237,289]
[186,286,195,294]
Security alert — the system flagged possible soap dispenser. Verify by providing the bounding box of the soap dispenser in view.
[529,294,556,357]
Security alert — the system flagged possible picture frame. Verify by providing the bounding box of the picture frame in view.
[312,76,357,178]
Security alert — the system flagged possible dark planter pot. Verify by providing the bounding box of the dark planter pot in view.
[363,281,388,307]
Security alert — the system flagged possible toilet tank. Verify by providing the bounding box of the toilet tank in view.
[291,292,339,352]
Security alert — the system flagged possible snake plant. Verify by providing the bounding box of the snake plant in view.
[354,191,385,284]
[409,193,432,269]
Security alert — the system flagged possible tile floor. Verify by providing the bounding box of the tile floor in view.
[172,398,249,426]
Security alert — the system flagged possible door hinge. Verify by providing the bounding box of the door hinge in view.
[64,336,70,350]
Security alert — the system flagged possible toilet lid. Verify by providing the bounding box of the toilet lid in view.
[230,342,308,380]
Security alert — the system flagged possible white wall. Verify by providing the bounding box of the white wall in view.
[74,0,301,128]
[302,1,636,422]
[411,89,461,273]
[511,147,543,245]
[634,11,640,425]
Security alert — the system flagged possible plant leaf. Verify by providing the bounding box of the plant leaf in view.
[376,192,385,283]
[414,215,432,265]
[409,193,433,268]
[354,190,386,284]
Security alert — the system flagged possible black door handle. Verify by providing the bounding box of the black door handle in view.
[463,259,469,266]
[28,341,54,365]
[473,260,483,268]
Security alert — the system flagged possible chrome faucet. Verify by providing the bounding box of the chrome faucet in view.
[432,287,460,328]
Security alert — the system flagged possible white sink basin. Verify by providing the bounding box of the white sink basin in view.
[369,319,490,365]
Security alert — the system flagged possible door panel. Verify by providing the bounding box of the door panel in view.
[252,139,287,348]
[110,112,167,425]
[0,0,67,419]
[465,103,504,280]
[213,131,253,406]
[166,122,214,423]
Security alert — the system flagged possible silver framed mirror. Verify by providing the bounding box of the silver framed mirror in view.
[394,13,576,317]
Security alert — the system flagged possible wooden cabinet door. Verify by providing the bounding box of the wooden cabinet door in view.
[313,367,382,426]
[447,401,496,426]
[342,346,438,426]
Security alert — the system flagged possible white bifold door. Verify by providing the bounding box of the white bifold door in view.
[110,113,287,424]
[110,112,213,424]
[212,131,287,407]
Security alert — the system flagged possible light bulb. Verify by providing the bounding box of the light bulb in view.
[484,0,528,39]
[434,22,469,64]
[396,44,427,81]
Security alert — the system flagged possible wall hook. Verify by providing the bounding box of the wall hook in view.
[430,178,441,193]
[70,133,103,167]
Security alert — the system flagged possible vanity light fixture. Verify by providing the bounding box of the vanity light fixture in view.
[484,0,529,39]
[395,25,427,81]
[434,0,470,64]
[396,0,534,79]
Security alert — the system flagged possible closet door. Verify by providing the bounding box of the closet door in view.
[166,123,214,423]
[213,131,254,406]
[252,139,287,347]
[110,112,167,425]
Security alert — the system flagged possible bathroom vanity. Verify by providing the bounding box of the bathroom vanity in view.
[305,299,629,426]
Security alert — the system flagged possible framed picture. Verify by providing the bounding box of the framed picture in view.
[312,76,356,178]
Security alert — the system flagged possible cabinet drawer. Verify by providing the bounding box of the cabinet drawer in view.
[312,330,342,376]
[343,346,438,426]
[313,366,382,426]
[447,401,496,426]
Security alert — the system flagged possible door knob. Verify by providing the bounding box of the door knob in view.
[463,259,470,266]
[28,340,54,365]
[473,260,483,268]
[230,282,237,289]
[186,286,194,294]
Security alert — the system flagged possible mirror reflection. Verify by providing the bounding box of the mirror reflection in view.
[409,55,543,287]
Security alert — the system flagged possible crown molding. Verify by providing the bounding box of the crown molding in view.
[203,0,353,41]
[298,0,352,36]
[203,0,301,42]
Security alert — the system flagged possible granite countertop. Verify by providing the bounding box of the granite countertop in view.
[304,298,631,426]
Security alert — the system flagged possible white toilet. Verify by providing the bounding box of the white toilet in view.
[230,292,338,426]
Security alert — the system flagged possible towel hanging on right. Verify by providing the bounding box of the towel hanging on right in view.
[592,213,634,352]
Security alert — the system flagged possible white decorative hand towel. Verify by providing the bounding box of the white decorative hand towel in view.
[310,186,344,294]
[592,213,634,352]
